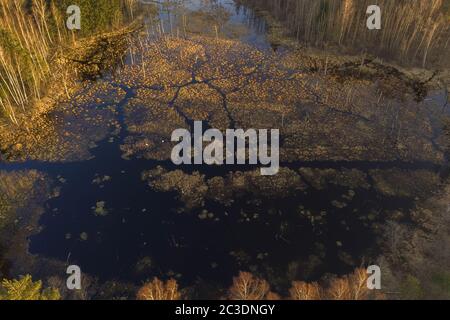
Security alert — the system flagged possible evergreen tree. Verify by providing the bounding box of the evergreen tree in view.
[0,275,60,300]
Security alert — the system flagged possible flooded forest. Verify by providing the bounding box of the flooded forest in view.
[0,0,449,300]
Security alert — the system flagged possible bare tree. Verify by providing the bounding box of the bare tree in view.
[228,272,272,300]
[289,281,322,300]
[137,278,181,300]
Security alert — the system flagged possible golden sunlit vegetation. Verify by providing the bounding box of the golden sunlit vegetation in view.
[115,36,445,167]
[136,268,381,300]
[238,0,450,67]
[0,90,119,162]
[228,272,280,300]
[0,0,54,123]
[137,277,181,300]
[0,1,448,302]
[0,275,60,300]
[0,0,137,124]
[145,164,440,213]
[1,19,446,166]
[289,281,321,300]
[61,24,141,80]
[227,268,382,300]
[143,166,309,210]
[4,33,444,165]
[324,268,377,300]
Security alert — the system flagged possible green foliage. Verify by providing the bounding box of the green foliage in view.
[0,28,21,54]
[0,28,34,95]
[0,275,60,300]
[399,275,424,300]
[56,0,126,36]
[431,272,450,298]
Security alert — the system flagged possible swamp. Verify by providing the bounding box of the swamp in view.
[0,0,449,300]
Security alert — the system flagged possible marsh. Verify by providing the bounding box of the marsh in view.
[0,0,449,300]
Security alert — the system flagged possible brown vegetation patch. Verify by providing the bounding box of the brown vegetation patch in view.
[116,36,445,165]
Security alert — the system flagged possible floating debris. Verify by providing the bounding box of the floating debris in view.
[57,176,67,184]
[80,232,88,241]
[332,200,348,209]
[92,175,112,185]
[92,201,109,216]
[135,256,153,274]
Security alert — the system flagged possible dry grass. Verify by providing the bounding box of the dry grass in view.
[239,0,449,67]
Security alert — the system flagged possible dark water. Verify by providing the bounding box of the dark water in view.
[21,81,403,289]
[0,0,447,296]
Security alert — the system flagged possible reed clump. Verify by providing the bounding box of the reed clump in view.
[238,0,450,68]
